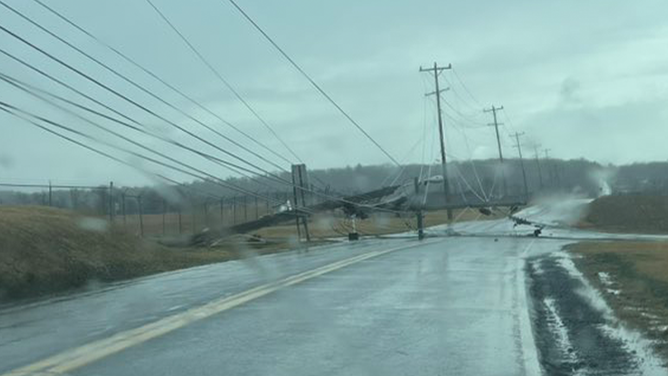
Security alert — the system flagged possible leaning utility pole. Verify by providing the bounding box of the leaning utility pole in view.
[420,62,453,221]
[511,132,529,201]
[484,105,507,197]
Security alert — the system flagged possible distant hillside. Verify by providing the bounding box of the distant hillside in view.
[580,195,668,234]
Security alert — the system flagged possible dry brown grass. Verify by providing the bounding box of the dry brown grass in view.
[569,241,668,360]
[0,206,287,302]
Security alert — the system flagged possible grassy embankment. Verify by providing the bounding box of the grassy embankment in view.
[0,206,284,302]
[570,195,668,362]
[0,205,498,302]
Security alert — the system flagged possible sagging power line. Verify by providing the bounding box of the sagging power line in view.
[144,0,303,164]
[225,0,401,166]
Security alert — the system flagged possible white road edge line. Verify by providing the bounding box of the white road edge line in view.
[3,239,440,376]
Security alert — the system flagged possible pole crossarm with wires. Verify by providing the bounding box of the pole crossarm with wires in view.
[420,62,454,221]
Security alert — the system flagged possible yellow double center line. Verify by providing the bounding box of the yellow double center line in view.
[3,240,435,376]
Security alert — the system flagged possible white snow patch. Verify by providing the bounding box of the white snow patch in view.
[531,260,544,276]
[555,252,615,317]
[598,271,613,287]
[543,298,579,364]
[599,324,666,375]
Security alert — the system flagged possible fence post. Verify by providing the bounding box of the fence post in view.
[137,195,144,237]
[204,201,209,228]
[243,195,248,222]
[178,207,182,235]
[255,195,259,219]
[219,198,224,226]
[121,192,127,227]
[162,198,166,236]
[233,196,237,225]
[108,181,114,221]
[191,200,197,234]
[48,180,52,207]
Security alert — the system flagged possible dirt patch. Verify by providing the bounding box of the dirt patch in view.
[579,195,668,234]
[569,241,668,364]
[0,206,302,303]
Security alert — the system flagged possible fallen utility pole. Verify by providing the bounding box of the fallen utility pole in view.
[511,132,529,201]
[420,62,453,221]
[484,105,507,197]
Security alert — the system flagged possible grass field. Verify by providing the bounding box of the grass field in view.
[0,206,302,302]
[570,241,668,362]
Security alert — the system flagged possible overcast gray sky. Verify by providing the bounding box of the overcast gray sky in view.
[1,0,667,186]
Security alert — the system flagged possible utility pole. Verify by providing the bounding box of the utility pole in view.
[291,164,311,242]
[484,105,507,197]
[534,145,544,190]
[420,62,453,221]
[511,132,529,202]
[544,148,553,188]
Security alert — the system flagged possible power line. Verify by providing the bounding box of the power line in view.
[0,13,290,180]
[0,74,290,198]
[30,0,295,168]
[225,0,400,166]
[0,100,288,205]
[451,67,484,108]
[440,97,487,128]
[0,0,288,174]
[0,24,298,187]
[0,104,236,203]
[0,67,403,218]
[0,6,406,217]
[440,73,485,116]
[144,0,303,164]
[0,48,295,191]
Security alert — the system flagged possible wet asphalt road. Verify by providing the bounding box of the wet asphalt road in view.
[67,237,559,376]
[1,200,666,375]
